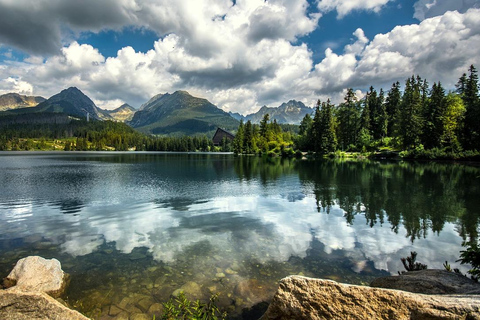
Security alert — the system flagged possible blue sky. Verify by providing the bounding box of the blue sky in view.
[0,0,479,114]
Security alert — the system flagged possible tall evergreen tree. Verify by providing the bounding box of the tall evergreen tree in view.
[311,100,323,153]
[399,76,423,149]
[319,99,337,153]
[336,88,361,150]
[385,81,402,136]
[462,65,480,149]
[422,82,445,149]
[243,120,256,154]
[233,120,244,154]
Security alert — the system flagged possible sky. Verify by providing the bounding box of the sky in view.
[0,0,479,115]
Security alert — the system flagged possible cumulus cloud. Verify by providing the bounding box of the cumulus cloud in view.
[317,0,393,18]
[413,0,480,21]
[0,77,33,95]
[302,8,480,101]
[1,2,480,114]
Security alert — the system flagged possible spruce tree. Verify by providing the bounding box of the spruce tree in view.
[463,65,480,149]
[399,76,423,149]
[385,81,402,137]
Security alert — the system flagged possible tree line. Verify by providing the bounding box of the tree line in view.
[233,65,480,159]
[295,65,480,157]
[0,119,226,152]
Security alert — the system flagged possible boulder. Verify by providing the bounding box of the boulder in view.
[0,290,90,320]
[3,256,69,298]
[260,276,480,320]
[370,269,480,294]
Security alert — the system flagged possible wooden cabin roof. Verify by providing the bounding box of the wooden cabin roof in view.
[212,128,235,145]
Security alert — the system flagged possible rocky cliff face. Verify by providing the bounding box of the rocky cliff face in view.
[260,275,480,320]
[0,93,45,111]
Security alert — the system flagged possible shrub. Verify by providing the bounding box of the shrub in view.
[458,241,480,280]
[161,292,226,320]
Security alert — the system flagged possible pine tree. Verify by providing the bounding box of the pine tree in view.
[463,65,480,149]
[336,88,361,150]
[233,120,244,154]
[385,81,402,137]
[422,82,445,149]
[319,99,337,153]
[311,100,323,153]
[399,76,423,149]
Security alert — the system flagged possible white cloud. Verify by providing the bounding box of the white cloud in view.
[0,77,33,95]
[0,3,479,114]
[414,0,480,21]
[317,0,393,18]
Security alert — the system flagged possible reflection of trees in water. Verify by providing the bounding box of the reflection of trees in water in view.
[233,156,298,185]
[295,160,480,243]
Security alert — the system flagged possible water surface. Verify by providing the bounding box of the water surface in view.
[0,152,479,319]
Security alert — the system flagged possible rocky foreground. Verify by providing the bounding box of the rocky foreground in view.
[2,256,480,319]
[261,275,480,319]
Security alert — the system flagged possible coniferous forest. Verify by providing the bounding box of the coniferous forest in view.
[1,65,479,159]
[234,65,480,160]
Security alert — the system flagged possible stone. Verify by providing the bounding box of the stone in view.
[172,281,202,300]
[3,256,69,298]
[129,313,150,320]
[234,279,273,305]
[148,302,164,314]
[225,268,237,275]
[216,272,226,278]
[136,297,154,312]
[260,276,480,320]
[370,269,480,294]
[0,290,90,320]
[108,304,123,316]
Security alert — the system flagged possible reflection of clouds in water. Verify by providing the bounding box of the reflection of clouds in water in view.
[1,196,468,274]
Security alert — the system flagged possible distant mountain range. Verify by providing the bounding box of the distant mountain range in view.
[231,100,313,125]
[0,93,46,111]
[103,104,136,122]
[0,88,309,136]
[129,90,239,135]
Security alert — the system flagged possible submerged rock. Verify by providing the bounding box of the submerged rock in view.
[172,281,202,300]
[0,290,89,320]
[3,256,69,298]
[260,276,480,320]
[370,269,480,294]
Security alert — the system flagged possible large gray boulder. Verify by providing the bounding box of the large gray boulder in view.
[0,290,89,320]
[3,256,69,298]
[260,276,480,320]
[370,269,480,294]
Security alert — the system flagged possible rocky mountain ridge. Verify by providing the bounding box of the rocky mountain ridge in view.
[0,93,46,111]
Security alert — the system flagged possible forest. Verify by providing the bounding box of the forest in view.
[0,65,479,159]
[234,65,480,160]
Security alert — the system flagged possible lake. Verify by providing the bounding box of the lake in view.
[0,152,479,319]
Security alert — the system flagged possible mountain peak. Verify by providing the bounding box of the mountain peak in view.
[0,92,46,111]
[129,91,239,135]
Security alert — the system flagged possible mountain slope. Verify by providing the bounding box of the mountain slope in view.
[0,93,46,111]
[104,104,136,122]
[129,91,239,135]
[31,87,107,120]
[245,100,313,124]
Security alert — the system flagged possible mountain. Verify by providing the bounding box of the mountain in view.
[0,93,46,111]
[103,104,136,122]
[27,87,107,120]
[244,100,313,124]
[228,111,244,121]
[129,91,239,135]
